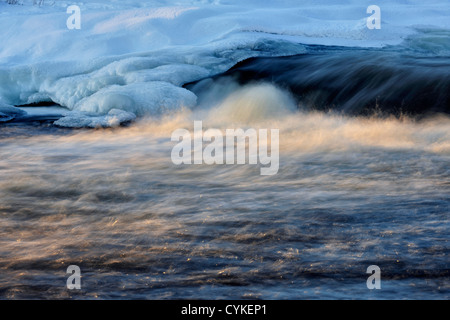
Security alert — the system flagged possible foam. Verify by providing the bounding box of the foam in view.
[205,83,297,125]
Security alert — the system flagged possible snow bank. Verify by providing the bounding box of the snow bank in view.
[0,0,449,126]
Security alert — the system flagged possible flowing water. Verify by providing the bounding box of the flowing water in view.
[0,39,449,300]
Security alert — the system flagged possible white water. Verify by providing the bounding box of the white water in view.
[1,92,449,298]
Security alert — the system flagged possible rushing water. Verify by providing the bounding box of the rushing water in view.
[0,41,449,299]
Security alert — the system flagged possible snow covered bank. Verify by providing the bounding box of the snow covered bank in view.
[0,0,449,126]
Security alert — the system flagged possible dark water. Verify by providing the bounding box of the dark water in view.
[187,44,450,117]
[0,39,449,299]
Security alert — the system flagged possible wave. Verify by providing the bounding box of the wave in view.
[187,39,450,117]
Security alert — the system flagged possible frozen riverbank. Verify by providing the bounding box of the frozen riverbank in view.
[1,0,449,126]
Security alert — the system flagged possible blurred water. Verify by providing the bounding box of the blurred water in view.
[0,108,448,299]
[188,38,450,117]
[1,32,450,299]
